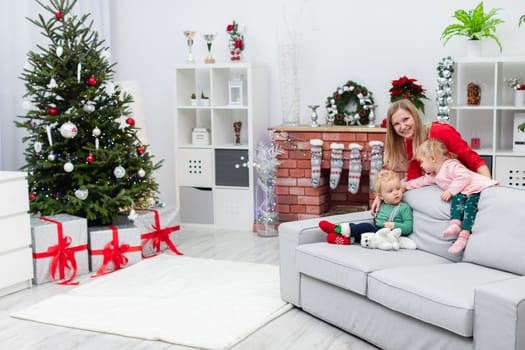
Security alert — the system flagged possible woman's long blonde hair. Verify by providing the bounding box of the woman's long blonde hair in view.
[383,100,429,172]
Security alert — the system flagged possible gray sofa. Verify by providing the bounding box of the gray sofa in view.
[279,185,525,350]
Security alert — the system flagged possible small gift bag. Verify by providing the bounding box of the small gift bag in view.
[30,214,89,285]
[88,223,142,276]
[134,206,182,257]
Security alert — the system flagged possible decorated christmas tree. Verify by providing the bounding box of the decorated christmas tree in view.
[16,0,162,225]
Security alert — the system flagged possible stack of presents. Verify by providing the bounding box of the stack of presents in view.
[29,206,181,285]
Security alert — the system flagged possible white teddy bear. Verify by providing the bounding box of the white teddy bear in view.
[360,228,417,251]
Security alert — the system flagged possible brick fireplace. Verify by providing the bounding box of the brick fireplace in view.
[270,125,386,223]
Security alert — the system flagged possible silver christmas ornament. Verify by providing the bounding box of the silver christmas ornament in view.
[60,121,78,138]
[34,141,42,153]
[83,102,95,113]
[75,188,89,200]
[137,168,146,177]
[64,161,74,172]
[114,165,126,178]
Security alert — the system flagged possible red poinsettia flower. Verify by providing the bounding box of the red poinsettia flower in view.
[389,75,428,114]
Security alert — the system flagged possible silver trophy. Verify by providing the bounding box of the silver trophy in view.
[367,104,378,127]
[183,30,196,63]
[202,33,217,64]
[308,105,320,127]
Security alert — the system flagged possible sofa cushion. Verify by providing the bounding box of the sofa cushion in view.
[368,262,518,337]
[296,243,451,296]
[463,186,525,275]
[403,185,462,262]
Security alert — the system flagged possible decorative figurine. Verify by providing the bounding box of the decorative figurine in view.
[233,121,242,145]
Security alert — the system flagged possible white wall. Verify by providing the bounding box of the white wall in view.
[5,0,525,207]
[109,0,525,207]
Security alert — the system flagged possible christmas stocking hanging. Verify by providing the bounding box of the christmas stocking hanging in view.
[348,143,363,194]
[310,139,323,188]
[369,140,384,190]
[329,143,344,189]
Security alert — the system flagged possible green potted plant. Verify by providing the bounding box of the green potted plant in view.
[441,2,504,54]
[190,92,197,106]
[200,90,209,106]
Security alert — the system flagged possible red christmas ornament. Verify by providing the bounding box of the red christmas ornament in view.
[55,11,63,19]
[137,145,145,154]
[86,153,95,163]
[126,117,135,126]
[48,107,58,115]
[29,193,36,200]
[87,76,97,86]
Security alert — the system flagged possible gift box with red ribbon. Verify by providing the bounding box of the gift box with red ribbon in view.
[30,214,89,285]
[88,222,142,276]
[135,206,182,257]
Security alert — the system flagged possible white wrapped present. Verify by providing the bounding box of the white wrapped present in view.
[88,223,142,276]
[30,214,89,285]
[134,206,182,257]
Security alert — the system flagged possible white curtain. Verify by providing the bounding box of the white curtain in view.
[0,0,111,171]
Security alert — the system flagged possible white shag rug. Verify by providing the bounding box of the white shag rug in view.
[12,254,292,350]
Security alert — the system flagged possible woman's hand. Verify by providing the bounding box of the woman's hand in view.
[370,196,381,217]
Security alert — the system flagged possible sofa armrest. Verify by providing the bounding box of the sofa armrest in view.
[474,276,525,350]
[279,211,373,307]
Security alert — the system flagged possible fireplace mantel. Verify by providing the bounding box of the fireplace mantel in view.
[269,124,386,223]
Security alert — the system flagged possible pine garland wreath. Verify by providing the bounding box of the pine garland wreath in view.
[436,56,455,123]
[325,80,375,126]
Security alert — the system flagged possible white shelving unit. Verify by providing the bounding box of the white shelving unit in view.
[174,63,268,230]
[0,171,33,296]
[450,56,525,188]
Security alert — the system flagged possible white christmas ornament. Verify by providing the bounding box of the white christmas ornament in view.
[128,208,138,222]
[75,188,89,200]
[47,78,58,89]
[60,121,78,138]
[137,168,146,177]
[83,101,95,113]
[47,153,56,161]
[114,165,126,178]
[92,127,101,137]
[34,141,42,153]
[64,161,74,172]
[56,46,63,57]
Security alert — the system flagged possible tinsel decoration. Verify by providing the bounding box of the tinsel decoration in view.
[436,56,455,123]
[253,142,283,236]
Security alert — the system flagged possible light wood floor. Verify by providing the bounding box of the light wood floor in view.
[0,226,379,350]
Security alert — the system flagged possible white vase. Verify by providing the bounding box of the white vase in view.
[514,90,525,107]
[466,39,482,57]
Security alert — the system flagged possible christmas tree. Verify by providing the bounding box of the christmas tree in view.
[16,0,162,225]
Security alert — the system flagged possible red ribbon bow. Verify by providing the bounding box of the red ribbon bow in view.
[138,209,182,257]
[91,224,142,277]
[33,217,87,285]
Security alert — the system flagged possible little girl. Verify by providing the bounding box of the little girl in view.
[405,138,498,254]
[319,169,413,245]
